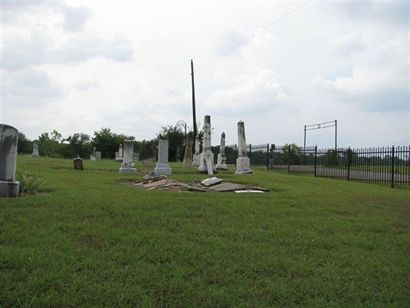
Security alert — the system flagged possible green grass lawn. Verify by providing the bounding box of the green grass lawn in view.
[1,156,409,306]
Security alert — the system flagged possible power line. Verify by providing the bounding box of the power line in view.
[149,0,275,105]
[197,0,311,71]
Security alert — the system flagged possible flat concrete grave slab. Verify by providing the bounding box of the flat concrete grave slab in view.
[124,177,268,193]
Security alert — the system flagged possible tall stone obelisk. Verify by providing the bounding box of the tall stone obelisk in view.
[197,115,214,174]
[216,132,228,170]
[192,138,200,167]
[235,121,252,174]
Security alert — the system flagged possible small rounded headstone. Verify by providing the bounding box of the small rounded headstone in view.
[73,155,83,170]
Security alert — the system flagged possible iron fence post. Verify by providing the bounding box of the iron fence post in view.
[314,146,317,177]
[287,144,291,174]
[391,145,395,188]
[266,143,269,171]
[347,147,351,181]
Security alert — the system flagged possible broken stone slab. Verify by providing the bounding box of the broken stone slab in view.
[200,177,223,187]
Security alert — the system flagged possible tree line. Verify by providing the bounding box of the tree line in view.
[17,126,189,161]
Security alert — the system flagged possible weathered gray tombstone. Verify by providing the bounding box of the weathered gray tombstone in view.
[73,155,83,170]
[95,151,102,161]
[0,124,20,197]
[192,137,200,167]
[198,115,215,175]
[119,140,136,173]
[183,135,193,168]
[90,147,96,161]
[115,144,123,161]
[216,132,228,170]
[32,142,39,157]
[235,121,252,174]
[154,139,172,175]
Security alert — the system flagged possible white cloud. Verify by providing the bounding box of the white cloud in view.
[205,69,288,116]
[0,68,63,107]
[331,33,365,56]
[0,0,409,147]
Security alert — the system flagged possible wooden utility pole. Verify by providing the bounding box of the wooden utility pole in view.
[191,59,197,142]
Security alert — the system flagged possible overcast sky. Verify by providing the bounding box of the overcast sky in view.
[1,0,409,147]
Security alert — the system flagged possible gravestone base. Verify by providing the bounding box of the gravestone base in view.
[154,162,172,176]
[119,163,136,174]
[216,154,228,170]
[235,157,252,174]
[192,154,200,167]
[0,180,20,197]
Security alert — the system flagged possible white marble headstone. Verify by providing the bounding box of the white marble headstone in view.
[0,124,20,197]
[119,140,136,173]
[154,139,172,175]
[235,121,252,174]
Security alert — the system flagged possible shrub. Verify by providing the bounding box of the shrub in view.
[17,172,45,195]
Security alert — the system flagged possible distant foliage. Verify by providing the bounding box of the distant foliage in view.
[157,125,186,162]
[92,128,134,159]
[63,133,92,158]
[17,132,32,154]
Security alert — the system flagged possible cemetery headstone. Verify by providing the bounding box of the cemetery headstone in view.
[73,155,83,170]
[90,147,96,161]
[115,144,123,161]
[216,132,228,170]
[119,140,136,173]
[198,115,215,175]
[95,151,102,160]
[235,121,252,174]
[0,124,20,197]
[154,139,172,175]
[32,142,39,157]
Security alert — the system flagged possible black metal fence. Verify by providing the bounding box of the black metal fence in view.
[270,145,410,188]
[223,144,270,168]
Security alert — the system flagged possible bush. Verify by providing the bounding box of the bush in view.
[17,172,45,195]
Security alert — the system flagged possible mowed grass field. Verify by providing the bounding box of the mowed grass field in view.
[1,156,409,307]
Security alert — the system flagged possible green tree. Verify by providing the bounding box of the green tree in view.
[92,128,134,158]
[157,125,186,162]
[63,133,92,158]
[282,143,302,165]
[17,132,32,154]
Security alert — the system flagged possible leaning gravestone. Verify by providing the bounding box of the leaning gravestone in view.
[154,139,172,175]
[235,121,252,174]
[32,142,39,157]
[216,132,228,170]
[119,140,136,173]
[198,115,215,175]
[0,124,20,197]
